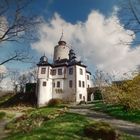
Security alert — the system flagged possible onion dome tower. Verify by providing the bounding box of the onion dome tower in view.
[69,49,76,62]
[38,55,48,65]
[53,32,70,63]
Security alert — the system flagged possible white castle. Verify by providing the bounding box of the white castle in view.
[36,34,93,107]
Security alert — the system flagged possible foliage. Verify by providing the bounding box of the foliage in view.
[94,89,102,100]
[93,101,140,124]
[47,98,63,107]
[102,74,140,111]
[0,111,6,120]
[84,121,118,140]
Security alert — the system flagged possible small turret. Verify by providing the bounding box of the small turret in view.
[38,55,48,65]
[69,49,76,62]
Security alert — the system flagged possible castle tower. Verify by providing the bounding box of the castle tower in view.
[53,32,70,63]
[37,55,52,107]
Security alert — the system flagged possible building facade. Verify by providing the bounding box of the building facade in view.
[36,36,93,107]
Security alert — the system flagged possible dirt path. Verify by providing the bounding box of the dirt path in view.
[69,105,140,138]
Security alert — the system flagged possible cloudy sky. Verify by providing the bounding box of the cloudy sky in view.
[0,0,140,89]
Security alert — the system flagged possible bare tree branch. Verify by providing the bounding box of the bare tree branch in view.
[0,0,40,44]
[0,50,33,65]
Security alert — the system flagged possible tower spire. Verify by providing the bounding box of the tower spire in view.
[59,28,63,41]
[58,28,66,45]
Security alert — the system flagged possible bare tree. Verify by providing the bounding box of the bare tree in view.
[119,0,140,45]
[0,0,40,65]
[0,0,39,43]
[0,65,8,89]
[93,70,112,89]
[18,74,29,93]
[10,69,19,93]
[28,66,37,83]
[0,50,33,65]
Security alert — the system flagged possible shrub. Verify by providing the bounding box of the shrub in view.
[79,100,87,105]
[47,98,63,107]
[0,112,6,120]
[94,89,102,100]
[84,121,118,140]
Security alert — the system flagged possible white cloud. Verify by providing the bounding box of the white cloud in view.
[31,10,140,78]
[0,65,7,73]
[0,16,8,39]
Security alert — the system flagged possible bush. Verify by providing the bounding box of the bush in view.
[84,121,118,140]
[47,98,63,107]
[94,89,102,100]
[79,100,87,105]
[0,112,6,120]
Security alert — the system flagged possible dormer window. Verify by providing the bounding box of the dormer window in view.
[41,68,46,74]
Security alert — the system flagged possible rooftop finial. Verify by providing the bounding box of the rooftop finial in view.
[58,28,66,45]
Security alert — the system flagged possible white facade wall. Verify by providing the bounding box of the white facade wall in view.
[51,66,75,102]
[65,66,76,102]
[37,66,52,107]
[86,73,93,88]
[75,65,87,102]
[37,79,52,107]
[52,66,66,100]
[37,64,93,106]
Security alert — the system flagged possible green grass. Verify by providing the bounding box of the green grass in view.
[92,101,140,124]
[3,106,139,140]
[5,111,91,140]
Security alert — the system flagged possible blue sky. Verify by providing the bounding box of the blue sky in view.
[1,0,119,70]
[1,0,140,79]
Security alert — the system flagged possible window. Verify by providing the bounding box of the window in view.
[69,68,73,75]
[69,80,73,88]
[52,69,56,75]
[82,81,85,87]
[41,68,46,74]
[79,94,82,99]
[50,70,52,75]
[57,81,60,88]
[43,81,46,86]
[80,68,83,75]
[79,80,81,87]
[58,68,62,75]
[87,75,89,80]
[53,82,55,87]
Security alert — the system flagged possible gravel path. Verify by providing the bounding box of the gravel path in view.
[69,105,140,138]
